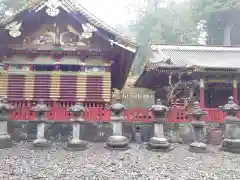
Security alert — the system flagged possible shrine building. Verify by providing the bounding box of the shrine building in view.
[135,45,240,110]
[0,0,137,114]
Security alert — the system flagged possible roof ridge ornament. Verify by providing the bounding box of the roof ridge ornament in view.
[4,21,22,38]
[45,0,61,16]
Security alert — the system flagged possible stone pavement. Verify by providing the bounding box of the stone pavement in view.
[0,143,239,180]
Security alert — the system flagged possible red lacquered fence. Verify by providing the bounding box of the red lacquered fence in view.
[8,101,235,123]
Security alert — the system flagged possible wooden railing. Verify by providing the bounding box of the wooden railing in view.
[9,104,233,123]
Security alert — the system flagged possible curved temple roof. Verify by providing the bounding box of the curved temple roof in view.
[0,0,139,90]
[135,45,240,87]
[144,45,240,70]
[0,0,137,49]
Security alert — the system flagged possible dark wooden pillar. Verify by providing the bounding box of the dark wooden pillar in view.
[4,64,9,70]
[55,63,60,71]
[199,78,205,108]
[233,79,238,104]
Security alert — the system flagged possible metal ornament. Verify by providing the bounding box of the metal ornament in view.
[46,8,59,17]
[5,21,22,38]
[81,23,97,39]
[9,30,21,38]
[45,0,61,16]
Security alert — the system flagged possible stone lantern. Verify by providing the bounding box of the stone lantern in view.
[147,99,172,151]
[66,100,87,151]
[188,101,208,153]
[0,97,15,148]
[219,96,240,153]
[105,97,129,150]
[31,100,50,147]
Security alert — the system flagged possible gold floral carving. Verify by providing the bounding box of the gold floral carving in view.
[5,21,22,38]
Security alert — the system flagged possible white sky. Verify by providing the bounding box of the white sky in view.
[78,0,131,27]
[78,0,185,28]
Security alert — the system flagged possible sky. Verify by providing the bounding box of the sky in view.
[78,0,185,28]
[78,0,131,27]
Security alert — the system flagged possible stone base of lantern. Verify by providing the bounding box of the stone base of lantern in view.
[66,139,87,151]
[0,133,13,149]
[147,137,172,152]
[189,141,208,153]
[221,138,240,153]
[33,138,49,148]
[105,135,130,150]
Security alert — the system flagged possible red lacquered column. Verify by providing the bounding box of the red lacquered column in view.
[199,78,205,108]
[233,79,238,104]
[28,65,33,71]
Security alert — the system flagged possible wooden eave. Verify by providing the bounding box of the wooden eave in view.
[0,0,138,50]
[134,64,240,87]
[0,0,44,25]
[147,64,240,73]
[0,0,139,90]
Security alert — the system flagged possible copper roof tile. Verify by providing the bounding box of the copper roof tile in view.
[149,45,240,69]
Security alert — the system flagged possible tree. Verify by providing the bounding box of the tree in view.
[164,71,199,107]
[129,1,160,75]
[190,0,240,45]
[129,0,197,75]
[129,0,240,75]
[190,0,240,22]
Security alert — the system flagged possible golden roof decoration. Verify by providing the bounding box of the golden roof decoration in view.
[45,0,61,16]
[4,21,22,38]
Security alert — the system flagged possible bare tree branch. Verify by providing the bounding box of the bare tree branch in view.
[164,71,199,108]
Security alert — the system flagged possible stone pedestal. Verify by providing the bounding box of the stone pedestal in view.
[135,127,142,144]
[147,99,172,151]
[106,116,129,150]
[207,127,224,145]
[0,121,13,148]
[169,130,182,143]
[0,98,15,149]
[147,123,171,151]
[221,138,240,153]
[31,100,51,148]
[112,119,122,135]
[221,116,240,153]
[188,101,208,153]
[189,121,207,153]
[67,122,87,151]
[219,96,240,153]
[33,122,49,148]
[66,101,87,151]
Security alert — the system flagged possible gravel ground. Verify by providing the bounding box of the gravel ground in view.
[0,143,239,180]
